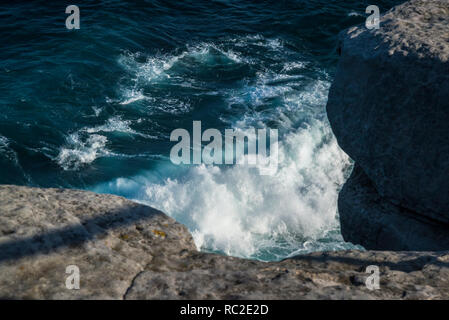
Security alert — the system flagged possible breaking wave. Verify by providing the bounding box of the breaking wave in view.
[93,35,359,260]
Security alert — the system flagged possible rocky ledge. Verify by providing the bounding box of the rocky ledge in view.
[0,185,448,299]
[326,0,449,250]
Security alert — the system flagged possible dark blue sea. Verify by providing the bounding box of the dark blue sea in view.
[0,0,403,260]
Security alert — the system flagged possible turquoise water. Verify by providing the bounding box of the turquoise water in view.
[0,1,401,260]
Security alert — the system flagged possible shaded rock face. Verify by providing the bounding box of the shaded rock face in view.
[1,185,449,299]
[339,165,449,251]
[326,0,449,249]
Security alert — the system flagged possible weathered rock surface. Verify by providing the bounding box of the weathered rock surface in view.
[0,185,195,299]
[339,165,449,251]
[327,0,449,219]
[125,249,449,300]
[326,0,449,249]
[1,185,449,299]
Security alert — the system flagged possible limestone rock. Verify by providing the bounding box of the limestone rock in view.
[124,249,449,300]
[0,185,195,299]
[326,0,449,221]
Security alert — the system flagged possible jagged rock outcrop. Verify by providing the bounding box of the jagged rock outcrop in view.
[326,0,449,250]
[1,185,449,299]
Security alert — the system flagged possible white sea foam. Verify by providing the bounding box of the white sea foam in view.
[281,61,308,72]
[92,106,103,117]
[229,34,283,51]
[85,116,157,139]
[95,35,355,260]
[95,119,350,260]
[119,89,149,105]
[348,11,363,17]
[118,42,250,85]
[0,135,9,148]
[57,133,109,170]
[0,135,34,183]
[116,43,249,113]
[56,116,160,170]
[0,135,18,164]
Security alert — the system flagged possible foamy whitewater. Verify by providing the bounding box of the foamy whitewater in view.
[91,36,358,261]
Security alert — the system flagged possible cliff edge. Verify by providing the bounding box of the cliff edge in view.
[0,185,448,299]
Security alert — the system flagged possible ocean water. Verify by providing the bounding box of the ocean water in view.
[0,1,403,261]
